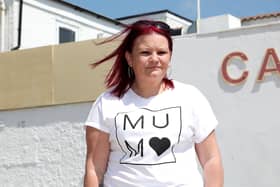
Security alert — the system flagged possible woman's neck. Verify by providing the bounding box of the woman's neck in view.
[131,80,165,98]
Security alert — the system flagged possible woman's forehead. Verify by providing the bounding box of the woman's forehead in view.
[134,33,168,45]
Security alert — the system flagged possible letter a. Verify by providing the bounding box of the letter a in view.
[257,48,280,81]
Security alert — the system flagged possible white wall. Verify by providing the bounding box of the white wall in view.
[172,22,280,187]
[199,14,241,34]
[0,102,91,186]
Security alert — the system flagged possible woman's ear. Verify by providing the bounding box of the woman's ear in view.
[125,51,132,67]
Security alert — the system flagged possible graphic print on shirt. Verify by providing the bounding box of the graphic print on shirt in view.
[115,106,182,165]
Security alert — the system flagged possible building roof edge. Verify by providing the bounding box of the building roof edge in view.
[116,9,193,23]
[52,0,125,26]
[241,12,280,22]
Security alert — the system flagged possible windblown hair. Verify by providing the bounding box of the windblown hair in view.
[91,20,174,98]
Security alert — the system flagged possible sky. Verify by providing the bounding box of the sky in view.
[65,0,280,21]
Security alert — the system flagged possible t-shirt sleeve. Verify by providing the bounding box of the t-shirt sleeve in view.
[85,93,110,133]
[190,87,218,143]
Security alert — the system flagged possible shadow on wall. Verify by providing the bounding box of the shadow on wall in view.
[217,68,246,93]
[251,75,280,93]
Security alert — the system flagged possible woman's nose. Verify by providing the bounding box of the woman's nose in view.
[150,52,159,62]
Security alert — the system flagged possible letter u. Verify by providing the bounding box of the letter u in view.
[152,113,169,128]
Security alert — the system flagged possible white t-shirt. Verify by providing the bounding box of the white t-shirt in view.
[85,80,218,187]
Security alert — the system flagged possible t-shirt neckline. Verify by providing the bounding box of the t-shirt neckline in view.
[127,86,171,101]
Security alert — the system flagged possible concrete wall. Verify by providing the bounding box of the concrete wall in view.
[0,102,90,187]
[1,21,280,186]
[172,22,280,187]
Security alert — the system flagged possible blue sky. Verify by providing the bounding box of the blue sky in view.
[65,0,280,20]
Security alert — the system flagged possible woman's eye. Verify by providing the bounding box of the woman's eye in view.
[140,51,150,55]
[158,51,167,55]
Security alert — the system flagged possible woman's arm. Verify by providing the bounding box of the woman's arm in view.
[195,130,224,187]
[84,126,110,187]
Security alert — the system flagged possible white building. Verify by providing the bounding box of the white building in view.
[198,14,241,34]
[117,10,193,35]
[0,0,124,52]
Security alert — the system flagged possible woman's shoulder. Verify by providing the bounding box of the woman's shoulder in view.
[172,80,200,93]
[94,88,119,103]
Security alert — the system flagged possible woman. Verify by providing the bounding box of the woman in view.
[84,20,223,187]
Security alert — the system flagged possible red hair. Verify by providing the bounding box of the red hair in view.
[91,20,174,98]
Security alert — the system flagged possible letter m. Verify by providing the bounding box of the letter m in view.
[124,139,144,157]
[123,114,144,130]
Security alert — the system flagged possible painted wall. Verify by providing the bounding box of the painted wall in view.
[0,102,91,187]
[0,20,280,186]
[172,22,280,187]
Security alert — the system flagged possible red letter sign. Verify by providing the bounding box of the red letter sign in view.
[221,52,249,84]
[257,48,280,81]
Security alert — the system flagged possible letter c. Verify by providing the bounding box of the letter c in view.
[221,52,249,84]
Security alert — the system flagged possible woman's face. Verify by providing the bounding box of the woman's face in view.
[125,32,171,84]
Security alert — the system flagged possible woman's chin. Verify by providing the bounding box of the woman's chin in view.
[145,72,165,81]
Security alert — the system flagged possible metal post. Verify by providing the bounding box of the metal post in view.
[197,0,201,34]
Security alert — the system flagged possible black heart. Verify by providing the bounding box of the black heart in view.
[149,137,171,156]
